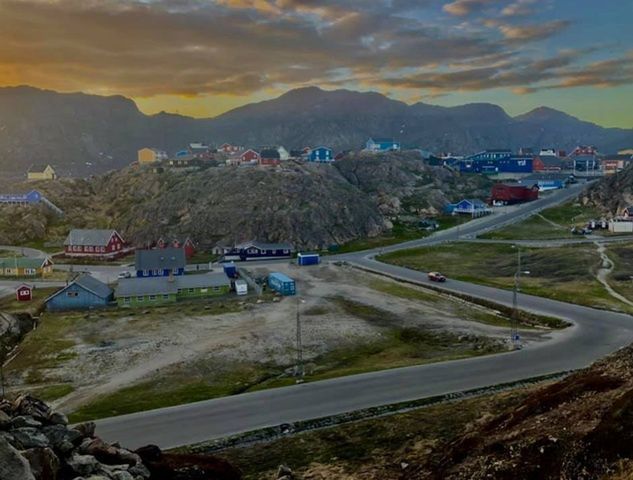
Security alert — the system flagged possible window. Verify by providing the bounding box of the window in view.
[188,288,194,293]
[123,297,130,304]
[162,294,170,300]
[283,249,289,254]
[149,295,156,301]
[200,288,208,293]
[24,268,36,275]
[212,286,220,292]
[67,291,78,297]
[137,296,144,301]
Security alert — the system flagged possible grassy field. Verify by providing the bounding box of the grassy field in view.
[69,299,503,422]
[0,286,58,314]
[482,201,602,240]
[603,243,633,301]
[378,242,629,312]
[337,216,471,254]
[193,388,532,479]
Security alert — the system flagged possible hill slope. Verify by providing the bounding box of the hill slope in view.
[1,86,631,177]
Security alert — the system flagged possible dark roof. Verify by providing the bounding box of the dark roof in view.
[116,273,229,297]
[236,241,294,251]
[0,257,52,269]
[260,149,281,159]
[135,248,186,271]
[46,274,113,303]
[64,229,118,247]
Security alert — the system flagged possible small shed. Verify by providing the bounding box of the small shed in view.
[16,284,33,302]
[297,253,320,266]
[268,272,296,296]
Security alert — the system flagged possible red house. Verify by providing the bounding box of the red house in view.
[259,149,281,166]
[491,184,539,205]
[240,149,261,164]
[156,235,197,258]
[532,156,563,172]
[64,229,131,259]
[220,143,245,154]
[16,284,32,302]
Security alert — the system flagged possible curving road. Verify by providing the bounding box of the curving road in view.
[94,182,633,449]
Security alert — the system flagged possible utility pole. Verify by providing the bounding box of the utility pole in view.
[510,245,521,348]
[295,298,304,379]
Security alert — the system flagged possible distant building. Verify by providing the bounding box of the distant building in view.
[0,257,53,278]
[618,149,633,155]
[156,236,196,258]
[0,190,42,205]
[219,241,294,261]
[27,164,57,181]
[219,143,245,154]
[449,199,492,217]
[538,148,558,157]
[532,156,564,172]
[188,142,213,159]
[454,154,532,174]
[16,284,33,302]
[602,154,633,175]
[239,149,261,165]
[308,146,334,163]
[45,274,113,311]
[64,229,129,258]
[490,183,539,205]
[259,149,281,166]
[137,148,168,164]
[135,247,186,278]
[365,138,401,153]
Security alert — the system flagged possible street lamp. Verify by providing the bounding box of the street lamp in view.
[511,246,530,349]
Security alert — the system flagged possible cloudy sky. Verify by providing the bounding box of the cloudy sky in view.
[1,0,632,126]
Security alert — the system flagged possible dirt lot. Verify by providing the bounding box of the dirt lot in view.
[4,262,553,418]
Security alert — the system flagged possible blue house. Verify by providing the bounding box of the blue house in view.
[454,154,532,174]
[0,190,42,205]
[450,199,492,217]
[45,274,113,311]
[309,146,334,163]
[220,241,294,262]
[365,138,401,153]
[466,150,512,161]
[135,248,186,278]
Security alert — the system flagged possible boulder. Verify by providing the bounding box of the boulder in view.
[13,395,51,423]
[47,412,69,426]
[73,422,96,439]
[0,409,11,428]
[23,447,60,480]
[80,438,141,466]
[66,453,100,477]
[0,436,36,480]
[11,416,43,429]
[11,427,50,449]
[42,425,83,453]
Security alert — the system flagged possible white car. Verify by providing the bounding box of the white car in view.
[117,271,132,279]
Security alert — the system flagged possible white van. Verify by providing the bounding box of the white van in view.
[235,279,248,296]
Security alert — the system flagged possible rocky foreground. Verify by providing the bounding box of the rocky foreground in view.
[0,395,241,480]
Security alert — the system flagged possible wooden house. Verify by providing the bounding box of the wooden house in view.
[16,284,33,302]
[0,257,53,278]
[135,247,186,277]
[220,143,245,154]
[45,274,113,311]
[365,138,401,153]
[240,149,261,164]
[221,241,294,261]
[27,164,57,181]
[156,236,196,258]
[259,149,281,166]
[137,148,167,164]
[64,229,130,259]
[308,146,334,163]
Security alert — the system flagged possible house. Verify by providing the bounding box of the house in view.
[538,148,558,157]
[27,164,57,181]
[0,190,42,205]
[450,199,492,217]
[16,284,33,302]
[621,206,633,218]
[220,241,294,261]
[0,257,54,278]
[156,236,196,258]
[532,156,564,172]
[491,184,539,205]
[64,229,130,258]
[135,247,186,277]
[240,149,261,165]
[137,148,168,164]
[602,154,633,175]
[365,138,401,153]
[455,154,533,174]
[609,219,633,233]
[116,272,231,307]
[260,146,290,160]
[289,149,306,160]
[518,174,567,191]
[219,143,245,154]
[568,146,600,172]
[308,146,334,163]
[188,142,213,159]
[466,150,512,161]
[45,274,113,311]
[259,149,281,166]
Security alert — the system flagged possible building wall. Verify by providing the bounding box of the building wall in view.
[47,285,111,311]
[27,169,56,181]
[177,284,230,299]
[136,267,185,278]
[117,292,177,307]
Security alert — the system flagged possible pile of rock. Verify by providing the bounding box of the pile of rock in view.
[0,394,242,480]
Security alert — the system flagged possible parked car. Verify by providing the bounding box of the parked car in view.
[428,272,446,282]
[117,271,131,279]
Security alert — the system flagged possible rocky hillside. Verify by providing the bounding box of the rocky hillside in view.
[0,153,491,249]
[0,394,241,479]
[583,163,633,216]
[2,86,632,177]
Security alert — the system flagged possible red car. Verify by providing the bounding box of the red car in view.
[428,272,446,282]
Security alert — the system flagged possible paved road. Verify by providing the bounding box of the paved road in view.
[94,183,633,449]
[0,245,49,259]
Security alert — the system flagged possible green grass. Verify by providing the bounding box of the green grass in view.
[187,251,219,264]
[601,243,633,302]
[0,286,59,314]
[482,201,601,240]
[337,216,471,254]
[28,384,75,401]
[203,389,531,479]
[367,278,441,304]
[379,242,629,312]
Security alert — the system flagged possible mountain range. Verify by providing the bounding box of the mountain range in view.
[1,85,632,177]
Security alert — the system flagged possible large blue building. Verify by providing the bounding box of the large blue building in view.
[135,248,186,278]
[308,146,334,162]
[454,152,533,174]
[45,274,113,311]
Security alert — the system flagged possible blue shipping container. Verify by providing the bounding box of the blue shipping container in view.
[223,262,237,278]
[297,253,320,266]
[268,272,296,296]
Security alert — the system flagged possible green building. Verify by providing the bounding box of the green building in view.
[115,273,231,307]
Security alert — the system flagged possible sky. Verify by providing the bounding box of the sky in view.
[0,0,632,127]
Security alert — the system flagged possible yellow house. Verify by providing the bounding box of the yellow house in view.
[0,256,54,277]
[137,147,168,164]
[618,149,633,155]
[27,164,57,181]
